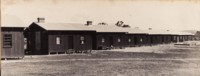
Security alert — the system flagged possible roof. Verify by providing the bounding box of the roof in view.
[146,30,194,35]
[147,30,172,35]
[177,32,194,35]
[2,14,26,28]
[181,30,198,34]
[121,28,148,34]
[34,22,96,31]
[88,25,127,33]
[31,22,194,35]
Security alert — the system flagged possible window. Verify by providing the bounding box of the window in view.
[3,34,12,48]
[80,36,85,44]
[117,38,121,42]
[140,38,143,42]
[101,37,105,43]
[128,38,131,42]
[24,38,27,49]
[56,36,61,45]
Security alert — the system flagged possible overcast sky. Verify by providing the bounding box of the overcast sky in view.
[2,0,200,31]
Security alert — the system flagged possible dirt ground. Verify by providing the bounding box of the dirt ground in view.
[2,41,200,76]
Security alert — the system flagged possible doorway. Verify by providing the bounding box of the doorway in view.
[134,36,138,45]
[68,36,74,49]
[109,36,113,47]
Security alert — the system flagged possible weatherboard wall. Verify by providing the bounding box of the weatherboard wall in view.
[95,33,126,50]
[48,31,95,53]
[1,27,24,58]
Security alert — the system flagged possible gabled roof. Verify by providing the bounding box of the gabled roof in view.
[2,14,26,28]
[88,25,127,33]
[30,22,194,35]
[34,22,96,31]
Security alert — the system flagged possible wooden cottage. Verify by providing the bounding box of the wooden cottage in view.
[25,18,96,55]
[1,15,25,59]
[177,32,194,42]
[87,22,127,50]
[147,30,194,44]
[147,30,176,45]
[122,28,149,47]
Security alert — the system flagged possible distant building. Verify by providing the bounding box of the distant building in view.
[195,31,200,40]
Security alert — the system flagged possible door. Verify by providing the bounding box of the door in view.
[35,32,41,52]
[68,36,74,49]
[109,36,113,47]
[150,36,153,44]
[134,36,138,45]
[162,36,165,43]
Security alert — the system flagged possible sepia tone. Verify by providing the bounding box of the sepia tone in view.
[1,0,200,76]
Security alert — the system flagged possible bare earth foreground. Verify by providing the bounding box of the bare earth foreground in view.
[2,41,200,76]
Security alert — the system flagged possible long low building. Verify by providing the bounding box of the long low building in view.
[2,17,195,56]
[24,18,195,55]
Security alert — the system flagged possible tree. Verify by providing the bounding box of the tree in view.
[122,24,131,28]
[115,21,124,27]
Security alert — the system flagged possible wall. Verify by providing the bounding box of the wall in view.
[1,29,24,58]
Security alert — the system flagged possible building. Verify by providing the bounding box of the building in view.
[147,30,174,44]
[1,14,25,59]
[147,30,194,44]
[24,18,195,55]
[87,22,127,50]
[177,32,194,42]
[25,18,96,55]
[122,27,149,47]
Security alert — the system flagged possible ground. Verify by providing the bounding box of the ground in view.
[2,41,200,76]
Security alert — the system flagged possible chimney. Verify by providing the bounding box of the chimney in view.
[86,21,92,26]
[37,17,45,23]
[148,28,152,30]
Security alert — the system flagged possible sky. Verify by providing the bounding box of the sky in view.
[2,0,200,31]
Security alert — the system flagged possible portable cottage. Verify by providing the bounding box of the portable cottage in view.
[147,30,176,45]
[176,32,194,42]
[1,14,25,59]
[25,18,96,55]
[122,27,149,47]
[87,22,127,50]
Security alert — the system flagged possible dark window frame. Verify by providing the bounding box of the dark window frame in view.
[3,34,12,48]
